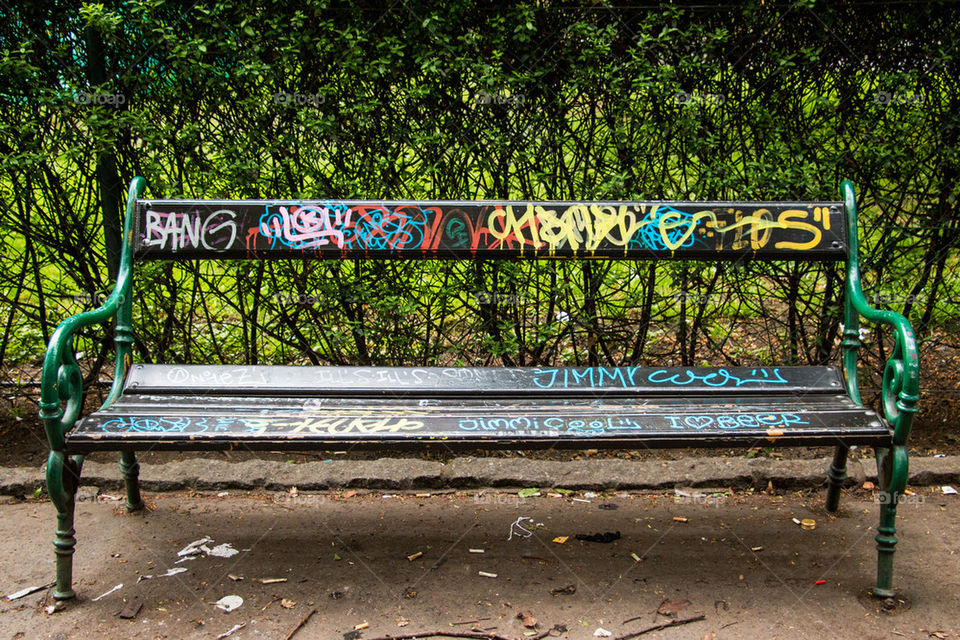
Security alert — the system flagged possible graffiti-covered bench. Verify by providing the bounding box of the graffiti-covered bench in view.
[41,178,918,601]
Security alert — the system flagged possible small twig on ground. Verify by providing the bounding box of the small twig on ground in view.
[283,608,316,640]
[613,614,706,640]
[451,617,492,626]
[365,631,514,640]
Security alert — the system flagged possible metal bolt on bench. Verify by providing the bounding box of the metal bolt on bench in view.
[40,177,918,600]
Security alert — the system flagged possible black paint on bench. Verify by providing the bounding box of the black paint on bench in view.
[66,365,888,453]
[122,364,844,397]
[135,199,848,260]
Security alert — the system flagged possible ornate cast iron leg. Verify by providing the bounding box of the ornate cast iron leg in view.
[874,445,908,597]
[120,451,145,512]
[47,451,82,600]
[825,445,849,513]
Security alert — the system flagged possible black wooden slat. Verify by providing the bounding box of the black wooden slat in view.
[105,394,861,411]
[67,393,889,453]
[123,364,843,397]
[133,199,847,261]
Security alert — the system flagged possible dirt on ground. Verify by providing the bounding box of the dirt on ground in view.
[1,488,958,639]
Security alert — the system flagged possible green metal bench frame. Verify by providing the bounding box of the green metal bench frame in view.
[40,177,918,600]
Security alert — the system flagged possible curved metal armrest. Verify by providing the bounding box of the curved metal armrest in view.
[39,177,146,450]
[841,180,920,445]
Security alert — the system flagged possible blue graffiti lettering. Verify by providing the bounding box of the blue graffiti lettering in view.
[647,368,788,387]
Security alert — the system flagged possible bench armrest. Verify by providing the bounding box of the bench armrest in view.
[39,177,146,450]
[840,180,919,446]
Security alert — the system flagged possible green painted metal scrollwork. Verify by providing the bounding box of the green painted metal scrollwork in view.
[839,180,919,598]
[841,180,920,444]
[39,177,146,599]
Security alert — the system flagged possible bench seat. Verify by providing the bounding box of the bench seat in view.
[67,364,890,452]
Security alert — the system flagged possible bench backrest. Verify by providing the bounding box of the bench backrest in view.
[133,199,848,261]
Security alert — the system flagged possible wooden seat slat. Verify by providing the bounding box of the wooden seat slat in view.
[123,364,844,397]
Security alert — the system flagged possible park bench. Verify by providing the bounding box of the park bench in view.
[41,177,918,601]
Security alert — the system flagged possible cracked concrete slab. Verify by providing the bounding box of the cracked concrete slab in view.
[2,455,958,496]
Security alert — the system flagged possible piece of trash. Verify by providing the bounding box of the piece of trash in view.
[862,481,875,490]
[258,578,288,584]
[555,311,571,322]
[630,552,642,562]
[289,486,299,497]
[281,598,296,609]
[478,571,498,578]
[657,598,691,616]
[751,546,764,552]
[552,536,569,544]
[354,621,370,630]
[935,453,947,458]
[673,516,688,523]
[598,503,618,510]
[415,493,431,497]
[215,595,243,612]
[594,628,612,637]
[792,518,802,525]
[814,579,826,585]
[572,498,592,503]
[341,490,358,498]
[92,583,123,601]
[217,492,229,497]
[44,601,65,615]
[904,488,916,496]
[576,531,621,543]
[583,491,598,498]
[203,543,239,558]
[508,516,535,540]
[217,623,246,639]
[397,616,410,627]
[407,551,423,561]
[5,582,54,600]
[117,599,143,619]
[550,584,577,596]
[138,567,188,582]
[942,486,958,495]
[178,537,214,557]
[228,574,244,581]
[800,518,817,531]
[469,548,485,554]
[517,610,538,628]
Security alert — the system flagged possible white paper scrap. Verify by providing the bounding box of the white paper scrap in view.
[215,595,243,612]
[91,583,123,601]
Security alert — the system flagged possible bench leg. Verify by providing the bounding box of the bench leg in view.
[120,451,145,512]
[874,445,909,598]
[825,445,849,513]
[47,451,82,600]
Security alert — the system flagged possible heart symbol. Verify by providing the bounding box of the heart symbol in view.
[683,416,714,430]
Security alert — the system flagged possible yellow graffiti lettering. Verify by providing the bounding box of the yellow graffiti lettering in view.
[658,210,717,250]
[773,209,822,250]
[590,205,644,251]
[487,205,542,251]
